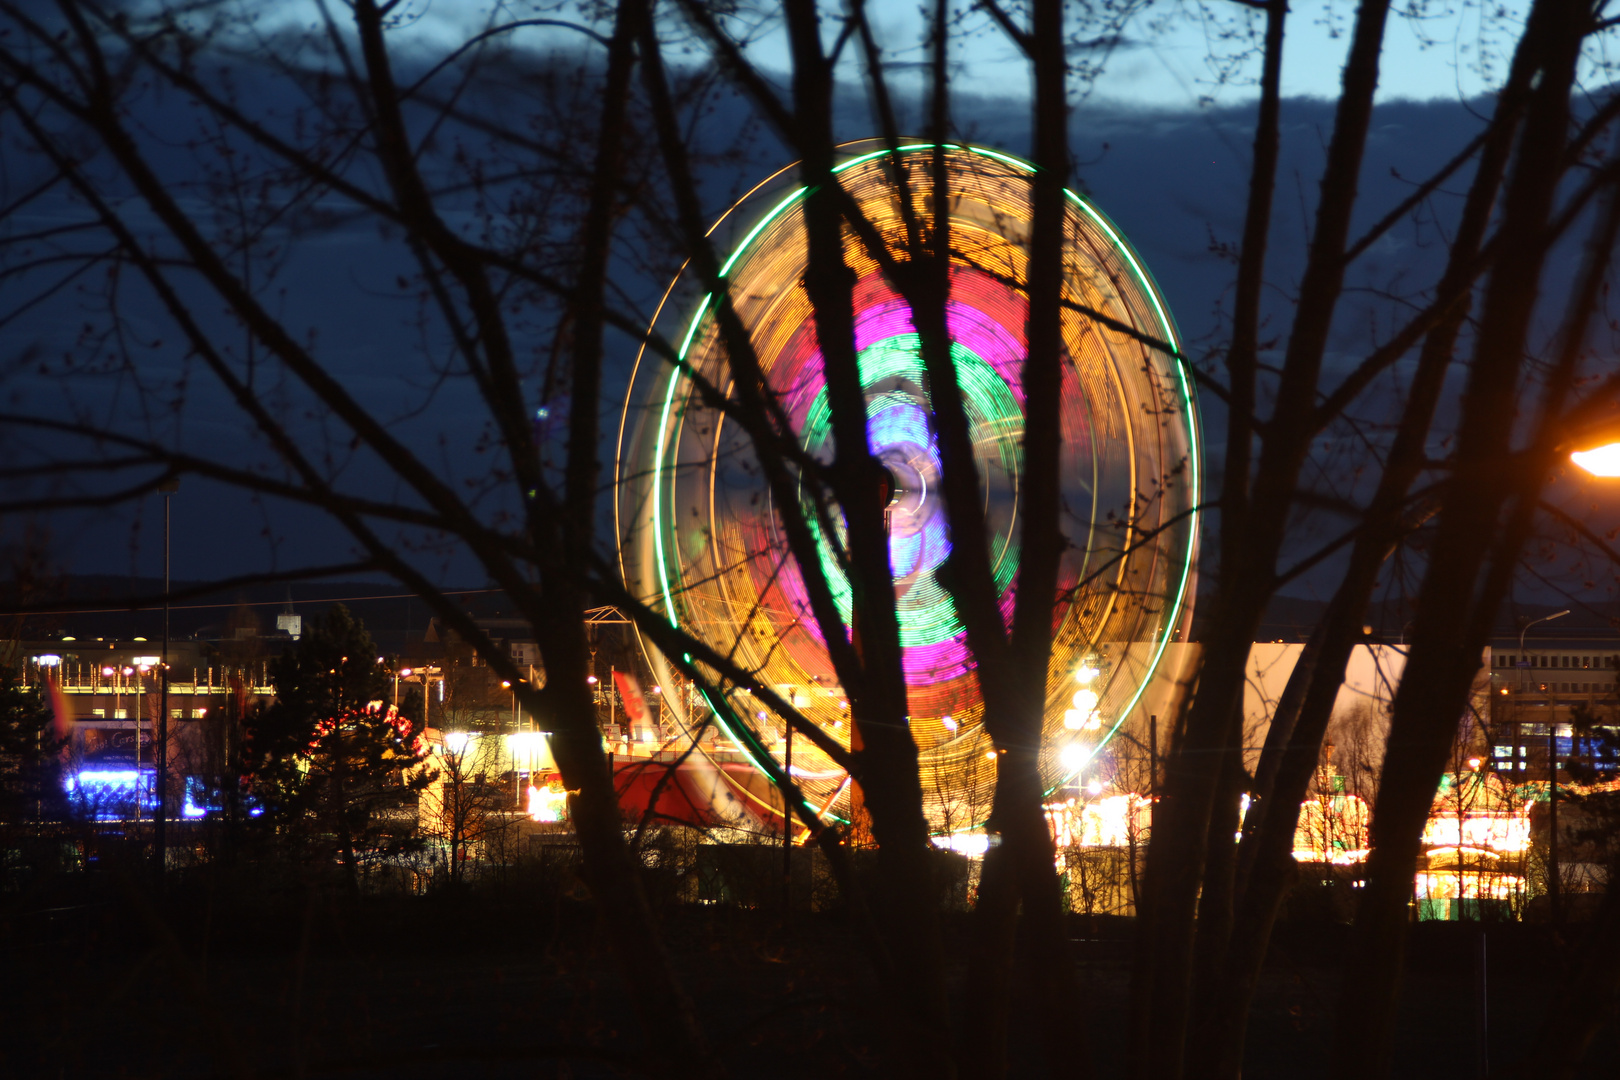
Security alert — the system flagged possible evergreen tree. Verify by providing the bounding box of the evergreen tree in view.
[245,606,434,888]
[0,665,68,888]
[0,665,66,820]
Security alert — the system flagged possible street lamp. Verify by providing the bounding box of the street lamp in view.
[1517,609,1570,654]
[1565,414,1620,476]
[156,477,178,881]
[1571,441,1620,477]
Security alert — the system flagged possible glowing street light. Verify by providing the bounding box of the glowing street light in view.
[1571,441,1620,477]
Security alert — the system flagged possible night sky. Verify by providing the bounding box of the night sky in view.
[4,0,1617,614]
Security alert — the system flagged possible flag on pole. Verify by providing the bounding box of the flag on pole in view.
[45,671,75,743]
[614,670,649,728]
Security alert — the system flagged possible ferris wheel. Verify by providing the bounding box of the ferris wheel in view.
[615,142,1199,834]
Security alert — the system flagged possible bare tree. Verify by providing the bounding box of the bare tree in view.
[7,3,1620,1080]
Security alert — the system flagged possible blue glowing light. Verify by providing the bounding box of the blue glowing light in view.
[65,768,156,820]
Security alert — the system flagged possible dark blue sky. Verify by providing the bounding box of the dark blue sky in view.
[2,25,1616,615]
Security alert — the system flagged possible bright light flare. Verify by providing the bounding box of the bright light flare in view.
[528,784,567,823]
[1572,441,1620,477]
[1059,742,1089,770]
[1065,688,1102,731]
[508,731,551,771]
[443,731,473,755]
[932,832,991,857]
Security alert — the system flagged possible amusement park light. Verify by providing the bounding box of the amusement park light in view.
[509,731,550,771]
[528,784,566,823]
[651,685,661,694]
[399,667,413,678]
[586,675,598,685]
[1065,689,1102,730]
[1059,742,1089,770]
[942,715,957,731]
[101,666,115,677]
[1086,779,1104,796]
[1075,664,1100,685]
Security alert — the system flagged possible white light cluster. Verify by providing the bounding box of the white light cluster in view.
[1059,742,1089,770]
[1064,687,1102,731]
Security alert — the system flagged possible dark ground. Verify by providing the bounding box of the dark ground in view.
[1,873,1612,1079]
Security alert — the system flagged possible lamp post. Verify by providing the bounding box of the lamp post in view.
[503,679,519,807]
[1520,609,1569,925]
[783,718,794,913]
[155,478,178,881]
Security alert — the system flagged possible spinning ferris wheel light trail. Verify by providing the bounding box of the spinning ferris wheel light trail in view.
[616,142,1200,835]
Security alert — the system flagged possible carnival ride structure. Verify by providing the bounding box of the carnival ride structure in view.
[615,142,1199,838]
